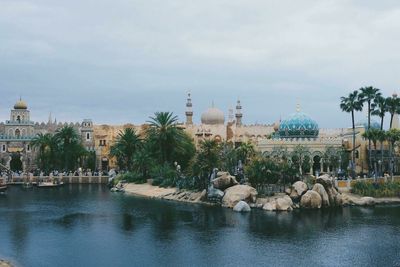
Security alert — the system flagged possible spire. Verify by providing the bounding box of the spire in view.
[185,91,193,125]
[48,112,53,125]
[235,99,243,126]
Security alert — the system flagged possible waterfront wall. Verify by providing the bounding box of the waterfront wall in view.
[9,174,109,184]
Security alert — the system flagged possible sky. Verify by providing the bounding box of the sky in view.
[1,0,400,128]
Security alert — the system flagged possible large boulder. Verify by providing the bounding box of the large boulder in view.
[212,171,239,190]
[316,174,343,206]
[312,183,330,207]
[207,187,224,201]
[292,181,308,197]
[316,174,334,189]
[354,196,375,206]
[222,185,258,208]
[300,190,322,209]
[275,195,294,211]
[233,201,251,212]
[263,201,277,211]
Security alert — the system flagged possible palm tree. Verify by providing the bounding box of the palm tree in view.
[377,130,386,176]
[236,142,255,165]
[386,129,400,179]
[55,126,83,171]
[386,96,400,129]
[372,95,388,174]
[146,112,185,164]
[31,133,53,171]
[359,86,381,174]
[362,128,381,179]
[110,128,142,171]
[340,90,363,178]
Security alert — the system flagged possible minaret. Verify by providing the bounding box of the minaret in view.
[235,100,242,126]
[228,108,234,123]
[185,92,193,125]
[392,92,399,129]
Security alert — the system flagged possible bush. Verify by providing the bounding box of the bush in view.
[115,171,147,184]
[352,181,400,197]
[150,163,177,188]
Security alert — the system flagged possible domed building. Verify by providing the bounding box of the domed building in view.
[201,105,225,125]
[355,119,381,130]
[278,111,319,138]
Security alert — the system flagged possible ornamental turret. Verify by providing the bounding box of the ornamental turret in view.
[235,100,242,126]
[185,92,193,125]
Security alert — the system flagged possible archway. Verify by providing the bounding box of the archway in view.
[10,154,23,172]
[101,158,109,172]
[313,155,321,175]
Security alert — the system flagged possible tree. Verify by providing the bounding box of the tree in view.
[146,112,186,164]
[291,145,310,176]
[31,133,54,172]
[372,95,388,176]
[190,139,221,189]
[386,129,400,179]
[236,142,255,165]
[110,128,142,171]
[340,90,363,177]
[386,96,400,129]
[54,126,85,171]
[359,86,381,173]
[362,128,381,178]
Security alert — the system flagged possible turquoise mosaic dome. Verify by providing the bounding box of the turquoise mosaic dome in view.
[278,112,319,138]
[355,119,380,130]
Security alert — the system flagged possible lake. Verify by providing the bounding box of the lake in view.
[0,185,399,267]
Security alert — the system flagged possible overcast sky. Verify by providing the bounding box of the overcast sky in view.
[1,0,400,128]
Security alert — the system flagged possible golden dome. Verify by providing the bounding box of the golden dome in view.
[14,98,28,109]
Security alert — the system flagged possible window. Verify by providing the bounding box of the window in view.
[15,129,20,138]
[86,133,90,140]
[27,145,30,152]
[99,140,107,146]
[17,115,21,123]
[2,145,5,152]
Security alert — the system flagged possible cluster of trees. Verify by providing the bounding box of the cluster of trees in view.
[31,126,95,173]
[340,86,400,177]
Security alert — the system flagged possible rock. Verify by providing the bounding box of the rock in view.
[263,200,277,211]
[316,174,333,188]
[312,183,330,207]
[292,181,308,197]
[222,185,258,208]
[289,189,300,201]
[207,187,224,201]
[355,196,376,206]
[199,189,207,201]
[300,190,322,209]
[233,201,251,212]
[212,172,239,190]
[275,195,294,211]
[285,187,291,195]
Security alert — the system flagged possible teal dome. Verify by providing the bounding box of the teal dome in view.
[356,120,380,130]
[278,112,319,138]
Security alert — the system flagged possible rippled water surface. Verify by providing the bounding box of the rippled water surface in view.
[0,185,399,267]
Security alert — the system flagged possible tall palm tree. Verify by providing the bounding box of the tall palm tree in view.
[236,142,255,165]
[340,90,363,178]
[372,95,387,172]
[386,129,400,179]
[359,86,381,174]
[31,133,53,171]
[377,130,386,176]
[386,96,400,129]
[110,128,142,171]
[55,126,82,171]
[146,112,185,164]
[362,128,381,179]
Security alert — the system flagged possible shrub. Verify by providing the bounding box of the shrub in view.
[352,181,400,197]
[115,171,147,184]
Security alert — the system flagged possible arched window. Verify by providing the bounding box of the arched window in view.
[86,133,90,140]
[17,115,21,123]
[15,129,21,138]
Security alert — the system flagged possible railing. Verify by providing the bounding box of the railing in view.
[335,176,400,190]
[6,173,109,184]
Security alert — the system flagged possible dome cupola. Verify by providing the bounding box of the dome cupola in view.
[201,103,225,125]
[14,98,28,110]
[278,104,319,138]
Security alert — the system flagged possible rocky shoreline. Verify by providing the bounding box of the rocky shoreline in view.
[121,173,400,212]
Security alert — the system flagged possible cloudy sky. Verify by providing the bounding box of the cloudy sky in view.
[1,0,400,128]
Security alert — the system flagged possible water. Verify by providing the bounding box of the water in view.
[0,185,399,267]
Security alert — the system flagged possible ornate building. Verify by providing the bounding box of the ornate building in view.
[0,99,94,172]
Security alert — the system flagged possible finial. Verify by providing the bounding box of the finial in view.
[296,103,301,112]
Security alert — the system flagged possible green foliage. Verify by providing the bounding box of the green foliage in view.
[352,181,400,197]
[31,126,87,172]
[110,128,142,171]
[114,171,147,184]
[150,163,178,188]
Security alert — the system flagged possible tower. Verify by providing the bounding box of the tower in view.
[235,100,242,126]
[185,92,193,125]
